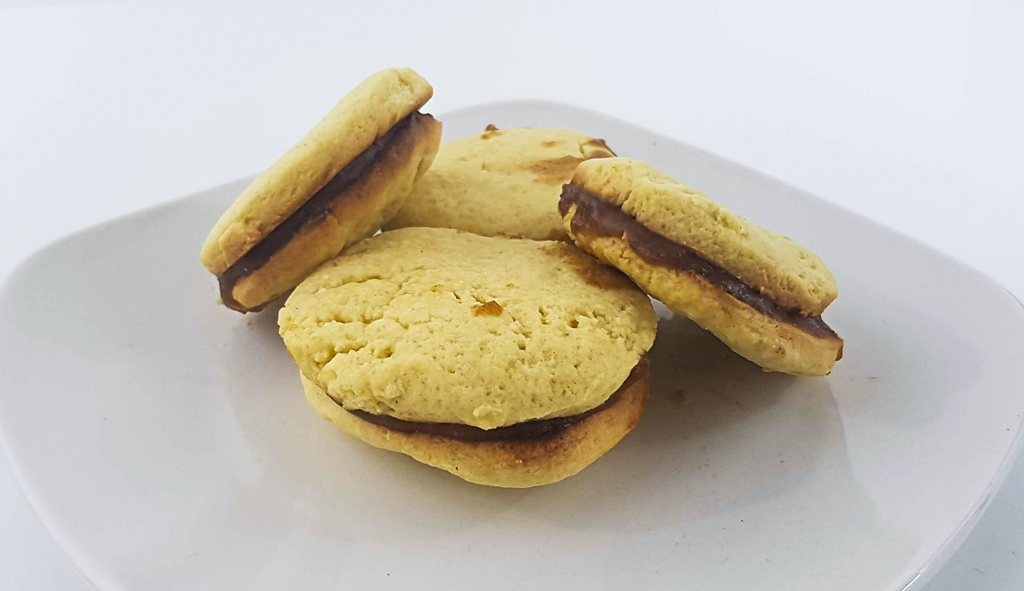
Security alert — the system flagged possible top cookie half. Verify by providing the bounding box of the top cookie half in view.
[200,68,434,277]
[385,126,615,240]
[279,227,656,430]
[566,158,837,316]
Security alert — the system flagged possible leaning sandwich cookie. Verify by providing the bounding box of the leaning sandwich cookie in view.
[385,126,615,240]
[559,157,842,376]
[278,228,657,487]
[200,68,442,312]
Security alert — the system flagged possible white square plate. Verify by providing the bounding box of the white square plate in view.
[1,101,1023,591]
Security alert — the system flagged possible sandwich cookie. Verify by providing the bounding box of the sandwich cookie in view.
[385,126,615,240]
[558,158,843,376]
[279,227,657,487]
[200,68,442,312]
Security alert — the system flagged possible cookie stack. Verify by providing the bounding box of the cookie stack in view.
[200,68,842,488]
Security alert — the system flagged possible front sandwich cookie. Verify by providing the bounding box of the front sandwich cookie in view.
[200,68,442,312]
[559,158,842,376]
[279,227,657,487]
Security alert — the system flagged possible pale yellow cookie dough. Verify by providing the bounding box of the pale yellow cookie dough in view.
[572,157,836,316]
[278,227,657,429]
[385,126,615,240]
[200,67,435,275]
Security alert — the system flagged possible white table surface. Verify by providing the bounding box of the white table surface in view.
[1,1,1021,589]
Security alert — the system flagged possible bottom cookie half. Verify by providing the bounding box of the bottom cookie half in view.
[300,360,649,488]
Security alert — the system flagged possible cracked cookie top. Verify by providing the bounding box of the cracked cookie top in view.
[278,227,656,429]
[384,126,615,240]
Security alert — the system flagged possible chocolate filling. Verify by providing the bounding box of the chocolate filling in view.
[559,183,838,339]
[346,357,648,442]
[218,111,432,311]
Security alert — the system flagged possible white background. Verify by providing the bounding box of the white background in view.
[0,1,1021,588]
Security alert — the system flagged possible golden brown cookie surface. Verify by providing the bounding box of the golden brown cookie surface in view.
[385,126,614,240]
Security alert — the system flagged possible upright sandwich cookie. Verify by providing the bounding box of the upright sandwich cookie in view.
[279,228,657,487]
[200,68,442,312]
[385,126,615,240]
[559,158,843,376]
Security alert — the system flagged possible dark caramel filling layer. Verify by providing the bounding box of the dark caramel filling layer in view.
[346,357,648,442]
[218,111,432,311]
[558,183,837,339]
